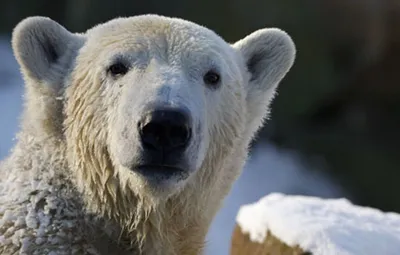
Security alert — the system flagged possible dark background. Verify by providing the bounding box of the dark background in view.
[1,0,400,214]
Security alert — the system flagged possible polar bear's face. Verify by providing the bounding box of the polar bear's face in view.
[78,18,245,193]
[12,15,295,200]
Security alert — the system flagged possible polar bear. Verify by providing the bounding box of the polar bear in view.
[0,14,295,254]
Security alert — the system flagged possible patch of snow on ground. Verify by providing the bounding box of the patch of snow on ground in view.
[237,192,400,255]
[205,142,346,254]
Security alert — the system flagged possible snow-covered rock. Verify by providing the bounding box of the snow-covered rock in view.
[206,143,345,255]
[234,193,400,255]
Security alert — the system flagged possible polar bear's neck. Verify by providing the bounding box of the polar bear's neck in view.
[78,173,211,255]
[65,135,245,255]
[63,141,213,255]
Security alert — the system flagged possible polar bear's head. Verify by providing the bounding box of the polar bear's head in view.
[12,15,295,209]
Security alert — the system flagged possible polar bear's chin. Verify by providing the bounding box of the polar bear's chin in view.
[134,165,189,182]
[130,164,192,193]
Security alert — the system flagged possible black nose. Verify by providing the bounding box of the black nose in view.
[139,108,192,152]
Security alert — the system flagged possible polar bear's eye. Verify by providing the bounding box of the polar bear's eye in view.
[108,62,129,76]
[203,70,221,88]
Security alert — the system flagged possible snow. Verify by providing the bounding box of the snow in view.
[237,193,400,255]
[0,36,24,160]
[0,36,346,254]
[205,142,345,254]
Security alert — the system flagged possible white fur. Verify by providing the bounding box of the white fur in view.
[0,14,295,254]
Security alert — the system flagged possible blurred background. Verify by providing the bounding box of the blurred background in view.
[1,0,400,254]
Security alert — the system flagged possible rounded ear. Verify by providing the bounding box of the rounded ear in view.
[233,28,295,96]
[11,17,85,136]
[232,28,296,140]
[12,16,84,83]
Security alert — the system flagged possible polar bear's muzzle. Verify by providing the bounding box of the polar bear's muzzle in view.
[139,107,192,152]
[131,105,194,182]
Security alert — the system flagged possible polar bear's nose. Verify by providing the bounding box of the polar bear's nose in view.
[139,108,192,153]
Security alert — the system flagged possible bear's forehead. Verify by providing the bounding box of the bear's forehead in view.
[78,15,239,69]
[84,15,225,52]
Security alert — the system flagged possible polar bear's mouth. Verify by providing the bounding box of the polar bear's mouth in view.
[134,164,189,181]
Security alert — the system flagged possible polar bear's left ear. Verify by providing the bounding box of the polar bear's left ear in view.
[233,28,295,93]
[232,28,296,135]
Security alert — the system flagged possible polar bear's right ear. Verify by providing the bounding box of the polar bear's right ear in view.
[12,16,85,83]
